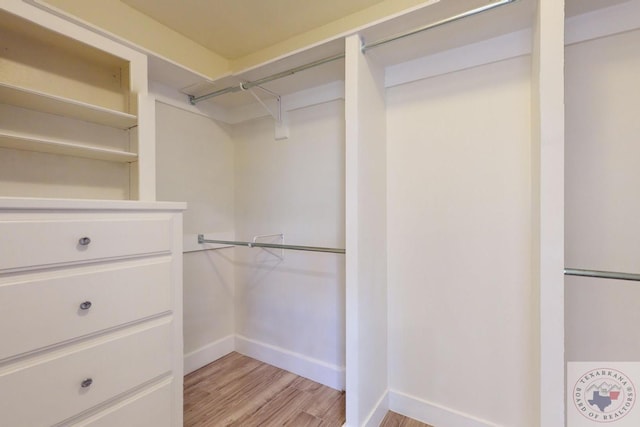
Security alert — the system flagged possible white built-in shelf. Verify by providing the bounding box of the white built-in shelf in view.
[0,82,137,129]
[0,130,138,163]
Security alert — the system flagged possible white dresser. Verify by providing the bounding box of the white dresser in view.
[0,198,185,427]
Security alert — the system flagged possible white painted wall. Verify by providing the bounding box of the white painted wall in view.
[386,55,536,426]
[232,100,346,388]
[154,101,236,363]
[565,29,640,361]
[344,35,389,427]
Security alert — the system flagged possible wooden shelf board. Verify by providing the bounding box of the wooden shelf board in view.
[0,83,137,129]
[0,131,138,163]
[0,9,127,69]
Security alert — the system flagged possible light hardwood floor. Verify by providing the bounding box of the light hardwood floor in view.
[379,411,433,427]
[184,352,345,426]
[184,352,430,426]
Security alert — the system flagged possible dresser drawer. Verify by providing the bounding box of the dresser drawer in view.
[0,258,172,361]
[0,216,173,271]
[69,379,173,427]
[0,319,173,427]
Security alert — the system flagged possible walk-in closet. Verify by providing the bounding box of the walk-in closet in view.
[1,0,639,426]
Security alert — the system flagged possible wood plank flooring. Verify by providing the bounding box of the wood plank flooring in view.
[184,352,344,426]
[380,411,433,427]
[184,352,431,427]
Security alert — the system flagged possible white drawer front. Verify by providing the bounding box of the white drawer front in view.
[70,379,173,427]
[0,320,173,427]
[0,258,172,361]
[0,217,172,271]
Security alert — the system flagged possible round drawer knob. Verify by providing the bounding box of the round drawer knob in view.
[79,301,92,310]
[78,237,91,246]
[81,378,93,388]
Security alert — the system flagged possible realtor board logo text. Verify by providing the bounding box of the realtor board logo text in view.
[573,368,636,423]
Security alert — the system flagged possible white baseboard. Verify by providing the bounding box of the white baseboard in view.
[363,390,389,427]
[184,335,235,375]
[389,390,500,427]
[235,335,345,390]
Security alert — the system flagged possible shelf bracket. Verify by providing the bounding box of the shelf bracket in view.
[241,84,289,141]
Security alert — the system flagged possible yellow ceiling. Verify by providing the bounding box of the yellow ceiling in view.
[120,0,389,60]
[24,0,633,83]
[39,0,437,80]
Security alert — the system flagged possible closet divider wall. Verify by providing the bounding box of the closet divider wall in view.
[533,0,565,424]
[344,34,389,427]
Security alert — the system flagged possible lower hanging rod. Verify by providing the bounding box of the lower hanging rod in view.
[197,235,345,254]
[564,268,640,282]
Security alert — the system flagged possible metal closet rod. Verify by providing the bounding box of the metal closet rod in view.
[188,0,518,105]
[361,0,518,52]
[189,54,345,105]
[564,268,640,282]
[197,235,345,254]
